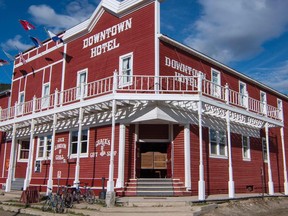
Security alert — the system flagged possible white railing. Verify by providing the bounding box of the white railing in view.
[0,74,281,123]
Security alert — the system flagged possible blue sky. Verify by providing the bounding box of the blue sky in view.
[1,0,288,95]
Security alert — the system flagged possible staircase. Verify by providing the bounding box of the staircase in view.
[116,178,191,197]
[11,178,24,191]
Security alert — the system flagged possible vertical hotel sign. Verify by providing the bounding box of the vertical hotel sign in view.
[82,18,133,58]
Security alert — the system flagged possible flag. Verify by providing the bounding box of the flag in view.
[19,20,35,30]
[46,29,63,43]
[30,36,43,47]
[2,49,15,61]
[0,59,9,66]
[19,52,27,65]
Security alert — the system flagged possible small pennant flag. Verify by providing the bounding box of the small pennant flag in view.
[19,20,35,30]
[0,59,9,66]
[46,29,63,43]
[2,49,15,61]
[30,36,43,47]
[19,52,27,65]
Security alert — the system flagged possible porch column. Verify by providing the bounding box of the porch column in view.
[74,107,83,185]
[47,113,57,193]
[265,123,274,195]
[116,124,126,188]
[5,123,17,192]
[280,127,288,195]
[23,119,35,190]
[198,73,205,200]
[184,124,191,190]
[226,110,234,198]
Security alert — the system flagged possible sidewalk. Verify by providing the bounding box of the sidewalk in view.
[0,190,286,216]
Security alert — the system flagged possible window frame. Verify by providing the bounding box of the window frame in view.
[262,137,268,163]
[42,82,50,108]
[18,140,30,162]
[209,128,227,159]
[242,135,251,161]
[76,69,88,99]
[69,128,89,158]
[18,91,25,115]
[260,91,267,114]
[36,134,52,160]
[277,98,283,120]
[119,52,133,87]
[211,69,221,98]
[239,81,247,107]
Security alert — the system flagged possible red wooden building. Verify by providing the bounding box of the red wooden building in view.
[0,0,287,202]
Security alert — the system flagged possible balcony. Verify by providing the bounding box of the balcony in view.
[0,74,283,129]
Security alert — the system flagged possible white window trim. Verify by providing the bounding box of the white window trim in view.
[277,98,283,120]
[260,91,267,114]
[119,52,133,87]
[209,128,228,159]
[17,140,29,162]
[242,135,251,161]
[239,81,247,106]
[42,82,50,109]
[69,128,89,158]
[36,135,52,160]
[76,68,88,99]
[18,91,25,115]
[211,68,221,98]
[262,137,268,163]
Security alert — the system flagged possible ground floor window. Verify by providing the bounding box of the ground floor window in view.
[18,140,30,161]
[209,128,227,158]
[242,136,250,161]
[37,135,52,159]
[262,138,268,162]
[70,129,88,157]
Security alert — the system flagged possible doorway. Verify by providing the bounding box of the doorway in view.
[136,142,171,178]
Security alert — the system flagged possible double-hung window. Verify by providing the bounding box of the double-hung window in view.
[37,135,52,159]
[77,69,87,98]
[119,52,133,87]
[70,129,88,157]
[277,99,283,120]
[209,128,227,158]
[260,91,266,114]
[262,138,267,162]
[18,140,30,162]
[242,136,250,160]
[42,83,50,108]
[211,69,221,98]
[18,92,25,115]
[239,81,247,107]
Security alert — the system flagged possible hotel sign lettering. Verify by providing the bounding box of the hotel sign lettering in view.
[83,18,133,58]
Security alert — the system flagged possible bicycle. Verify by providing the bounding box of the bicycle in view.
[61,185,74,208]
[42,187,65,213]
[82,183,95,204]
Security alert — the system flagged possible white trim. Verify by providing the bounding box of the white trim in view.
[138,139,170,143]
[119,52,133,87]
[36,134,52,160]
[69,128,89,158]
[42,83,50,109]
[209,128,228,159]
[211,69,221,98]
[239,81,247,106]
[76,68,88,99]
[17,140,29,162]
[242,135,251,161]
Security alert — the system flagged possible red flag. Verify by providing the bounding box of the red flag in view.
[19,20,35,30]
[0,59,9,66]
[19,52,27,64]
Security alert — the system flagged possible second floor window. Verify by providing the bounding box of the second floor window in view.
[18,92,25,114]
[42,83,50,108]
[260,91,266,114]
[77,69,87,98]
[209,128,227,158]
[211,69,221,98]
[119,53,133,86]
[239,82,247,107]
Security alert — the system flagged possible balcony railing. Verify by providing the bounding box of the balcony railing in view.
[0,74,282,123]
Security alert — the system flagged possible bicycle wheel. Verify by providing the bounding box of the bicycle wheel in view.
[65,192,74,208]
[86,189,95,204]
[42,198,52,212]
[56,196,65,213]
[72,190,81,204]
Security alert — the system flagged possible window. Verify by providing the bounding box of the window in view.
[260,91,266,114]
[211,69,221,98]
[70,129,88,157]
[277,99,283,120]
[242,136,250,160]
[18,140,30,161]
[37,135,52,159]
[119,52,133,86]
[239,82,247,107]
[262,138,267,162]
[18,92,25,114]
[77,69,87,98]
[42,83,50,108]
[209,128,227,157]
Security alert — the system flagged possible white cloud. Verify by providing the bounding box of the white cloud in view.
[1,35,31,52]
[28,0,98,31]
[184,0,288,64]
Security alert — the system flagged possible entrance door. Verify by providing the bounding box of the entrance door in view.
[137,142,171,178]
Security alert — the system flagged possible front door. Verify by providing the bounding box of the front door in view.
[136,142,171,178]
